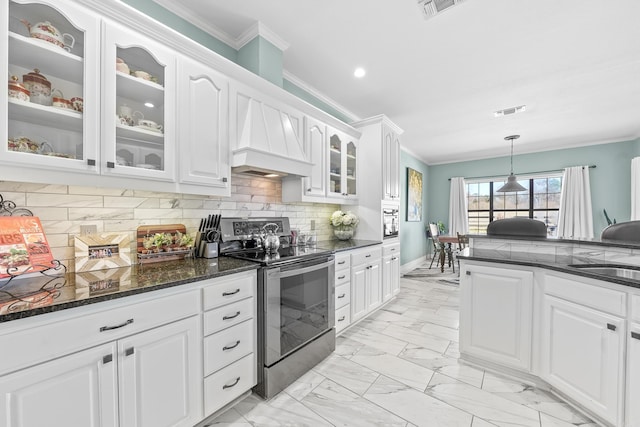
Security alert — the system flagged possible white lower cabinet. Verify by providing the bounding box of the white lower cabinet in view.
[350,246,382,322]
[118,316,201,427]
[628,319,640,427]
[382,242,400,302]
[0,342,118,427]
[541,274,626,426]
[334,252,352,334]
[460,263,533,371]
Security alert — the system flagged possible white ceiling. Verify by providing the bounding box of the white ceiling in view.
[158,0,640,165]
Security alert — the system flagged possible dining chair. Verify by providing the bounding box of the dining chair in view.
[428,223,442,269]
[454,232,469,274]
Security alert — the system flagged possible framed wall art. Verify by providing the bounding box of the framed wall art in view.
[74,233,131,272]
[406,167,423,222]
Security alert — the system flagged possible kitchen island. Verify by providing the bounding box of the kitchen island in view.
[458,235,640,427]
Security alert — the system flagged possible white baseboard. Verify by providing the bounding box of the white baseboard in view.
[400,256,428,274]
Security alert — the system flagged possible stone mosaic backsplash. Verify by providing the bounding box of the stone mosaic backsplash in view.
[0,175,339,271]
[471,237,640,266]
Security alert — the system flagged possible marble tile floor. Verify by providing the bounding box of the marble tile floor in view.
[206,263,600,427]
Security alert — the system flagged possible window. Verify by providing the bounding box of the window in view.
[466,175,562,236]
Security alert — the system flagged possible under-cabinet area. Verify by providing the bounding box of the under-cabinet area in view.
[0,269,257,427]
[459,258,640,427]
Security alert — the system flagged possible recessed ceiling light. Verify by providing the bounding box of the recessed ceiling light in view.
[144,102,154,108]
[354,67,366,78]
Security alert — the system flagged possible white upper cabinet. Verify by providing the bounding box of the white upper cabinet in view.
[382,124,401,201]
[302,115,326,197]
[327,127,357,201]
[2,0,100,173]
[177,55,229,194]
[101,20,176,182]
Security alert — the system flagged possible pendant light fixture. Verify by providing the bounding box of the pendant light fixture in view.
[496,135,527,193]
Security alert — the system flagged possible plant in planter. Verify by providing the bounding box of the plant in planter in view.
[152,232,172,252]
[179,233,194,249]
[142,234,154,254]
[330,210,359,240]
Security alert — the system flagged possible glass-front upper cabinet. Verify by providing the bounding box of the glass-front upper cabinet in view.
[101,21,175,181]
[327,128,357,200]
[2,0,100,172]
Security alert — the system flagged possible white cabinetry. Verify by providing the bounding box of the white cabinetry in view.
[301,115,327,197]
[2,0,100,173]
[540,273,626,426]
[628,294,640,427]
[382,123,401,201]
[334,252,352,334]
[327,127,357,201]
[382,240,400,302]
[459,263,533,371]
[351,245,382,322]
[177,56,229,195]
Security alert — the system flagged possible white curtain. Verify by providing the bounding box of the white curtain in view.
[448,177,468,236]
[632,157,640,220]
[557,166,594,239]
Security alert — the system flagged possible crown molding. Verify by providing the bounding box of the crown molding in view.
[283,70,361,123]
[236,21,290,51]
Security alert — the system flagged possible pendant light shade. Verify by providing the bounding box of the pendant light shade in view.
[496,135,527,193]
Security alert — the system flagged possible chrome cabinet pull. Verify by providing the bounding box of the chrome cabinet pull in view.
[87,159,96,166]
[337,275,346,280]
[125,347,135,356]
[222,377,241,389]
[103,354,113,364]
[607,323,617,331]
[100,318,133,332]
[338,316,346,321]
[338,261,346,265]
[337,293,346,299]
[222,288,240,296]
[466,271,471,275]
[365,254,371,258]
[223,340,241,351]
[223,311,241,320]
[632,332,640,340]
[106,161,115,168]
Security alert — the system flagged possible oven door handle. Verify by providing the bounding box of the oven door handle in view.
[271,259,334,279]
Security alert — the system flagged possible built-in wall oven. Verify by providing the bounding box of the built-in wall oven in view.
[219,217,336,399]
[383,205,399,239]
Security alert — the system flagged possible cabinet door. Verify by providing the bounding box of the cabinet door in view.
[118,316,201,427]
[541,295,624,426]
[102,21,176,181]
[303,116,326,197]
[382,126,400,201]
[351,265,367,321]
[628,322,640,427]
[382,254,393,302]
[0,342,118,427]
[367,261,382,311]
[459,265,533,371]
[2,0,100,174]
[327,128,357,200]
[177,56,229,193]
[390,254,400,296]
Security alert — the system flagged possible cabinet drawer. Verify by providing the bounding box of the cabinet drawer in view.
[202,272,255,311]
[351,246,382,266]
[335,282,350,309]
[335,268,350,286]
[204,319,254,376]
[204,297,254,336]
[383,242,401,257]
[204,353,255,416]
[633,294,640,323]
[335,304,351,334]
[335,253,351,271]
[0,289,199,376]
[545,273,626,316]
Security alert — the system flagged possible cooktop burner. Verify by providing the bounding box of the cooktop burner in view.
[225,245,332,266]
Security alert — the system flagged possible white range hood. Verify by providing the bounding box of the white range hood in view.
[231,93,312,177]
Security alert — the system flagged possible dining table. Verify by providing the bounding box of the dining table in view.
[436,235,459,273]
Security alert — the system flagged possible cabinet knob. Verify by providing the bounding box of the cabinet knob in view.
[125,347,135,356]
[106,161,115,168]
[87,159,96,166]
[632,332,640,340]
[607,323,617,331]
[222,177,228,182]
[307,188,312,192]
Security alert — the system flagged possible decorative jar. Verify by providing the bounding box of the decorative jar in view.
[333,225,355,240]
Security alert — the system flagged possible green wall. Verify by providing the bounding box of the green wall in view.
[237,37,284,87]
[428,139,640,238]
[400,150,430,265]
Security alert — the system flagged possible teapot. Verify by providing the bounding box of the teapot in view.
[264,230,280,254]
[118,104,143,126]
[22,69,51,106]
[21,20,75,52]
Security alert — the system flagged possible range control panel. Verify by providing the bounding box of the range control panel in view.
[219,217,291,241]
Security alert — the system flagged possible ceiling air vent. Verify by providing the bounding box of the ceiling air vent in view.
[417,0,466,19]
[494,105,527,117]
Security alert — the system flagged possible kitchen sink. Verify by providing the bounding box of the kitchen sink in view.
[569,264,640,281]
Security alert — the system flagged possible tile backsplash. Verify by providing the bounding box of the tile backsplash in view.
[0,175,339,271]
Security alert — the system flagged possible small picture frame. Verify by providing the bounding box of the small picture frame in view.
[75,233,131,272]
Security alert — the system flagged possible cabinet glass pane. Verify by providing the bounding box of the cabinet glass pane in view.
[328,133,341,194]
[114,46,165,170]
[7,1,85,161]
[346,141,356,195]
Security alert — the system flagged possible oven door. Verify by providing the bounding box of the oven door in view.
[264,255,335,367]
[383,207,399,238]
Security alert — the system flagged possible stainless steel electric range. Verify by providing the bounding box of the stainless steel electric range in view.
[218,217,335,399]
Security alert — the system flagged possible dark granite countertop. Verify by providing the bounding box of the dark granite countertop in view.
[459,248,640,289]
[0,257,259,323]
[470,234,640,249]
[316,239,382,252]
